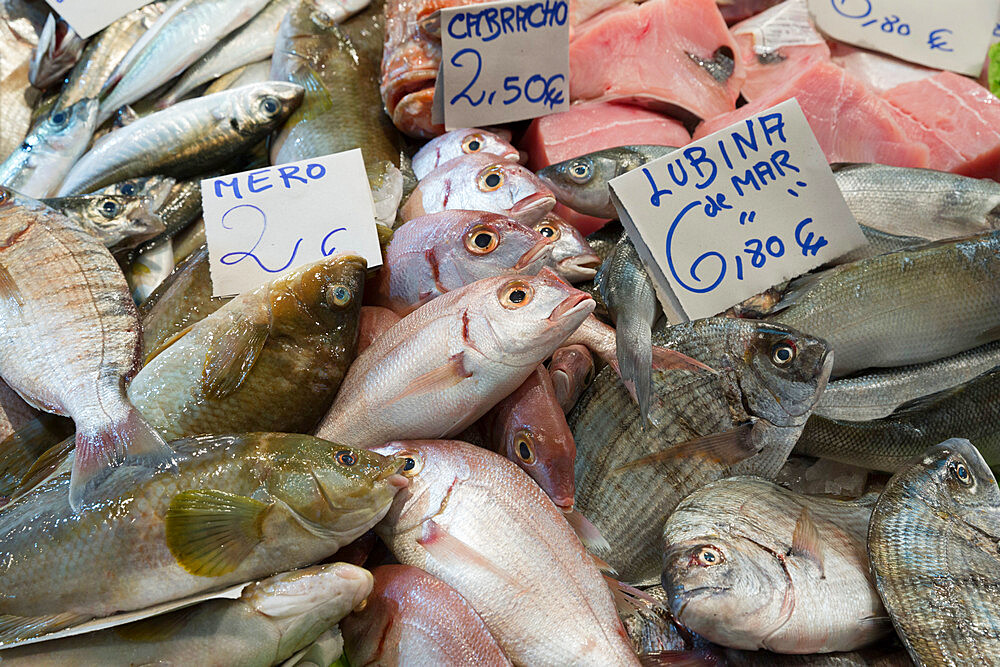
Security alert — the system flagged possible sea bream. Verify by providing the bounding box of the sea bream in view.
[412,128,520,179]
[534,211,601,282]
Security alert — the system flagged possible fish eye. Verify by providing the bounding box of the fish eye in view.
[770,340,797,367]
[464,224,499,254]
[693,546,724,567]
[49,111,68,127]
[326,283,352,308]
[477,165,504,192]
[335,450,357,466]
[260,96,280,115]
[120,183,137,196]
[951,460,972,485]
[99,199,121,219]
[396,450,423,476]
[0,188,8,205]
[567,160,591,183]
[514,431,536,464]
[462,134,484,153]
[534,222,561,241]
[498,280,533,309]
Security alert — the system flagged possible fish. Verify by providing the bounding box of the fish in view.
[832,163,1000,240]
[400,153,556,226]
[536,145,676,218]
[834,225,928,264]
[0,0,47,161]
[597,233,661,425]
[357,305,401,354]
[0,99,99,198]
[548,344,595,413]
[868,438,1000,665]
[0,432,407,645]
[814,340,1000,421]
[0,187,175,510]
[58,82,303,195]
[41,192,168,250]
[122,177,204,263]
[0,562,372,666]
[93,174,175,198]
[370,210,553,315]
[795,367,1000,473]
[341,564,511,666]
[97,0,272,124]
[284,628,346,667]
[314,270,594,447]
[412,128,520,179]
[202,58,274,95]
[570,317,832,584]
[371,440,642,665]
[535,212,601,283]
[771,231,1000,376]
[28,14,84,90]
[662,477,888,653]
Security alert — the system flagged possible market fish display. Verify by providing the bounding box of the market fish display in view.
[372,440,641,666]
[42,192,169,250]
[0,432,405,644]
[868,439,1000,665]
[0,563,372,666]
[536,212,601,282]
[412,128,520,179]
[662,477,887,653]
[548,344,594,413]
[59,82,303,195]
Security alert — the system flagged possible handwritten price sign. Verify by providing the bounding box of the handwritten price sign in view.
[44,0,152,38]
[202,149,382,297]
[433,0,569,128]
[807,0,999,75]
[610,99,867,323]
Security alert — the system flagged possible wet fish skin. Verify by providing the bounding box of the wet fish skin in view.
[371,440,641,666]
[28,14,85,90]
[815,340,1000,421]
[662,477,887,653]
[401,153,556,226]
[537,145,677,218]
[0,99,98,198]
[42,193,167,250]
[835,225,927,265]
[315,270,594,448]
[379,0,445,138]
[93,174,176,198]
[342,564,511,666]
[371,210,553,315]
[0,0,47,161]
[203,59,273,95]
[535,211,601,283]
[412,128,520,179]
[0,432,406,644]
[796,367,1000,473]
[868,438,1000,665]
[771,231,1000,376]
[122,177,203,264]
[548,344,594,413]
[58,82,303,195]
[0,562,373,666]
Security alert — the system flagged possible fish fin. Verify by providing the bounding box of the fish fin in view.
[590,552,618,576]
[0,415,74,500]
[114,604,199,642]
[201,316,270,399]
[604,576,661,615]
[417,519,525,590]
[770,266,847,314]
[789,507,824,577]
[615,314,653,425]
[0,611,91,646]
[389,353,471,405]
[15,436,74,498]
[165,489,270,577]
[651,345,714,373]
[0,261,24,313]
[613,425,756,473]
[858,615,894,634]
[564,509,612,554]
[285,66,335,125]
[639,650,722,666]
[143,324,194,366]
[69,405,177,511]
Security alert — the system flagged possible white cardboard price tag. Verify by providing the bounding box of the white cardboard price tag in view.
[44,0,152,38]
[202,149,382,298]
[807,0,999,75]
[609,99,867,323]
[432,0,569,129]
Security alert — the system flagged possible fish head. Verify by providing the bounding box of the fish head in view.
[230,82,304,136]
[536,149,632,218]
[31,97,98,154]
[548,344,595,406]
[99,175,175,198]
[29,15,84,90]
[437,211,553,285]
[412,128,521,178]
[265,253,367,338]
[910,438,1000,523]
[84,195,166,246]
[730,321,832,427]
[243,562,373,652]
[533,213,601,282]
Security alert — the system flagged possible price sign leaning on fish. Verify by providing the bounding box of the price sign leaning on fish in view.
[610,98,868,323]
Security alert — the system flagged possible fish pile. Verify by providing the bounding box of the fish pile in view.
[0,0,998,664]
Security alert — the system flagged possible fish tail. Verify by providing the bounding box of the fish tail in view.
[616,314,653,424]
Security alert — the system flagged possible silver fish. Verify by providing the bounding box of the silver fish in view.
[535,211,601,283]
[28,14,85,90]
[41,193,167,250]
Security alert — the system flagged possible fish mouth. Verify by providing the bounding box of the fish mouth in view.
[557,500,575,512]
[514,239,553,269]
[510,192,556,219]
[557,254,601,280]
[549,292,593,321]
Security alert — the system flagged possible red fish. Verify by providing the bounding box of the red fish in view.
[548,344,595,413]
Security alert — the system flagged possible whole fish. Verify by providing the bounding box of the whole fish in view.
[796,367,1000,473]
[0,562,372,666]
[342,564,511,666]
[771,232,1000,376]
[158,0,305,107]
[315,270,594,447]
[370,210,553,315]
[97,0,271,124]
[371,440,641,665]
[536,211,601,283]
[58,82,303,195]
[536,145,677,218]
[868,438,1000,665]
[570,317,832,584]
[832,163,1000,240]
[42,192,168,250]
[400,153,556,226]
[815,340,1000,421]
[0,432,406,645]
[53,2,167,114]
[0,99,98,198]
[28,14,85,90]
[662,477,887,653]
[94,174,175,198]
[412,128,520,179]
[0,188,174,509]
[548,344,594,413]
[0,0,47,161]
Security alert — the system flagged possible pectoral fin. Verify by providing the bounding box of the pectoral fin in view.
[790,507,825,577]
[143,324,194,366]
[614,425,756,473]
[202,316,269,399]
[417,519,524,591]
[390,353,471,404]
[165,489,270,577]
[0,611,90,646]
[0,262,24,310]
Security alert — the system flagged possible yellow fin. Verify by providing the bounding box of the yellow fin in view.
[0,611,89,646]
[165,489,270,577]
[389,353,471,405]
[790,507,825,577]
[201,316,269,399]
[285,66,334,126]
[614,424,756,473]
[143,324,194,367]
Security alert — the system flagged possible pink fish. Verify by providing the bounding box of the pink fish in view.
[357,306,401,354]
[548,344,595,413]
[534,212,601,283]
[412,128,520,179]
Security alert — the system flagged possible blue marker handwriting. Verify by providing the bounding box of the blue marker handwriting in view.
[216,204,347,274]
[211,162,327,201]
[447,0,567,41]
[829,0,957,53]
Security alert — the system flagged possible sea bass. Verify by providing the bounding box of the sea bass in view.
[535,212,601,282]
[371,440,641,666]
[412,128,520,179]
[315,270,594,447]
